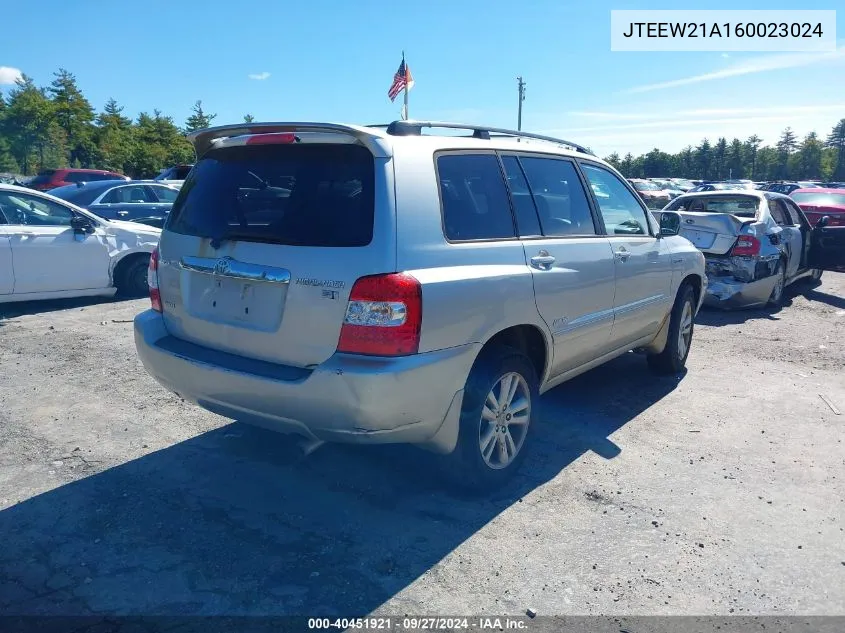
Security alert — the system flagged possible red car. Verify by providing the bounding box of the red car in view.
[28,168,128,191]
[791,188,845,227]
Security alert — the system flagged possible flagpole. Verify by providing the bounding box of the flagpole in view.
[402,51,409,120]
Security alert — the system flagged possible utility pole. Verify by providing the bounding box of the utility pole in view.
[517,76,526,131]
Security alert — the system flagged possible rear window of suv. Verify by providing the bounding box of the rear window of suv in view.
[167,144,374,247]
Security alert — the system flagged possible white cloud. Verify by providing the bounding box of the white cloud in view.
[0,66,23,85]
[721,53,730,58]
[625,44,845,94]
[248,71,271,81]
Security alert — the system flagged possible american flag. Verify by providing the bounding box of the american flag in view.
[388,57,414,102]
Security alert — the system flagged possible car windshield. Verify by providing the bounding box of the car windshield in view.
[167,143,374,247]
[666,195,760,218]
[792,192,845,207]
[633,181,660,191]
[49,184,107,206]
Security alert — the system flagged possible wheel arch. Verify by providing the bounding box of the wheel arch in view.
[475,324,550,385]
[110,249,151,287]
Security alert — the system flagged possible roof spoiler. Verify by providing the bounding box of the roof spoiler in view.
[188,123,391,158]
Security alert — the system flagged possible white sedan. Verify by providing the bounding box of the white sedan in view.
[0,184,160,304]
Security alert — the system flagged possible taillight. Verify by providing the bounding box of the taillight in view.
[731,235,761,257]
[337,273,422,356]
[245,133,298,145]
[148,247,162,312]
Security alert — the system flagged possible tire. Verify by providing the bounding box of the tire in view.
[445,347,539,491]
[117,255,150,298]
[766,260,787,308]
[647,283,696,375]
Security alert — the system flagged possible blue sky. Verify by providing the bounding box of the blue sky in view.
[1,0,843,157]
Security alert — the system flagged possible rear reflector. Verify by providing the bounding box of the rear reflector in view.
[337,273,422,356]
[245,133,298,145]
[148,246,162,312]
[731,235,761,257]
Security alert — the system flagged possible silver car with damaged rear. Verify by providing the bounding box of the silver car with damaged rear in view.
[134,120,706,489]
[656,190,841,309]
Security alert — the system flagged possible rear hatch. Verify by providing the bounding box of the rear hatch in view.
[663,194,760,254]
[156,135,395,369]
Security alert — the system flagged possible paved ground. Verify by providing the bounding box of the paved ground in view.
[0,274,843,619]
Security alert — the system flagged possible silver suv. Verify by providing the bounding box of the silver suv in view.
[134,121,706,487]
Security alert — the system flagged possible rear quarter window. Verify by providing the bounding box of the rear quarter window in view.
[167,144,375,247]
[436,153,515,241]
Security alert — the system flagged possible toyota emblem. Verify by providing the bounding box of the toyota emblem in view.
[213,257,232,275]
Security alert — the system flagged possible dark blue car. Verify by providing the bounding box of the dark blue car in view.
[49,180,180,224]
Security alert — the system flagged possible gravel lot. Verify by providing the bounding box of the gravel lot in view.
[1,274,844,619]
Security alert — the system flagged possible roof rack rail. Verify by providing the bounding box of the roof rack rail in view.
[373,120,594,156]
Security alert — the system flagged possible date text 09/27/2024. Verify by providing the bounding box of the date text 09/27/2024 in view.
[622,22,823,39]
[307,617,529,630]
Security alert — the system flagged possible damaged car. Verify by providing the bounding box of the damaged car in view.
[0,183,160,303]
[656,190,845,309]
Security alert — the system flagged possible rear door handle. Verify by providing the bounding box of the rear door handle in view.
[530,252,556,270]
[614,249,631,262]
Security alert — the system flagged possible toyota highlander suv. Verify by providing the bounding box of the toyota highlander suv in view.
[134,121,706,488]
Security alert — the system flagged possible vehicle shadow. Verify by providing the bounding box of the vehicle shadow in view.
[694,304,783,326]
[0,354,681,619]
[803,289,845,310]
[0,296,130,324]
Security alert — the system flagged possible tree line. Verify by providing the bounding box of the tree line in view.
[604,122,845,182]
[1,68,844,182]
[0,69,254,179]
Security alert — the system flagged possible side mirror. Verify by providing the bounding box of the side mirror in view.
[659,210,681,236]
[816,215,830,229]
[70,215,95,234]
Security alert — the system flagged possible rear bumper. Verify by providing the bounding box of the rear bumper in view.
[134,310,477,451]
[703,275,778,309]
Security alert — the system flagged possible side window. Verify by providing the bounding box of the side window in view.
[0,192,75,226]
[768,199,789,226]
[518,157,596,236]
[500,156,541,237]
[437,153,515,241]
[102,185,155,204]
[65,172,88,183]
[151,185,179,203]
[581,163,651,236]
[784,200,803,226]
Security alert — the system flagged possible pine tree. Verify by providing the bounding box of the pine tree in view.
[48,68,95,166]
[2,74,59,173]
[695,139,712,180]
[184,100,217,132]
[745,135,762,179]
[713,137,728,180]
[94,98,133,174]
[727,139,744,179]
[775,128,798,179]
[796,132,823,180]
[826,119,845,180]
